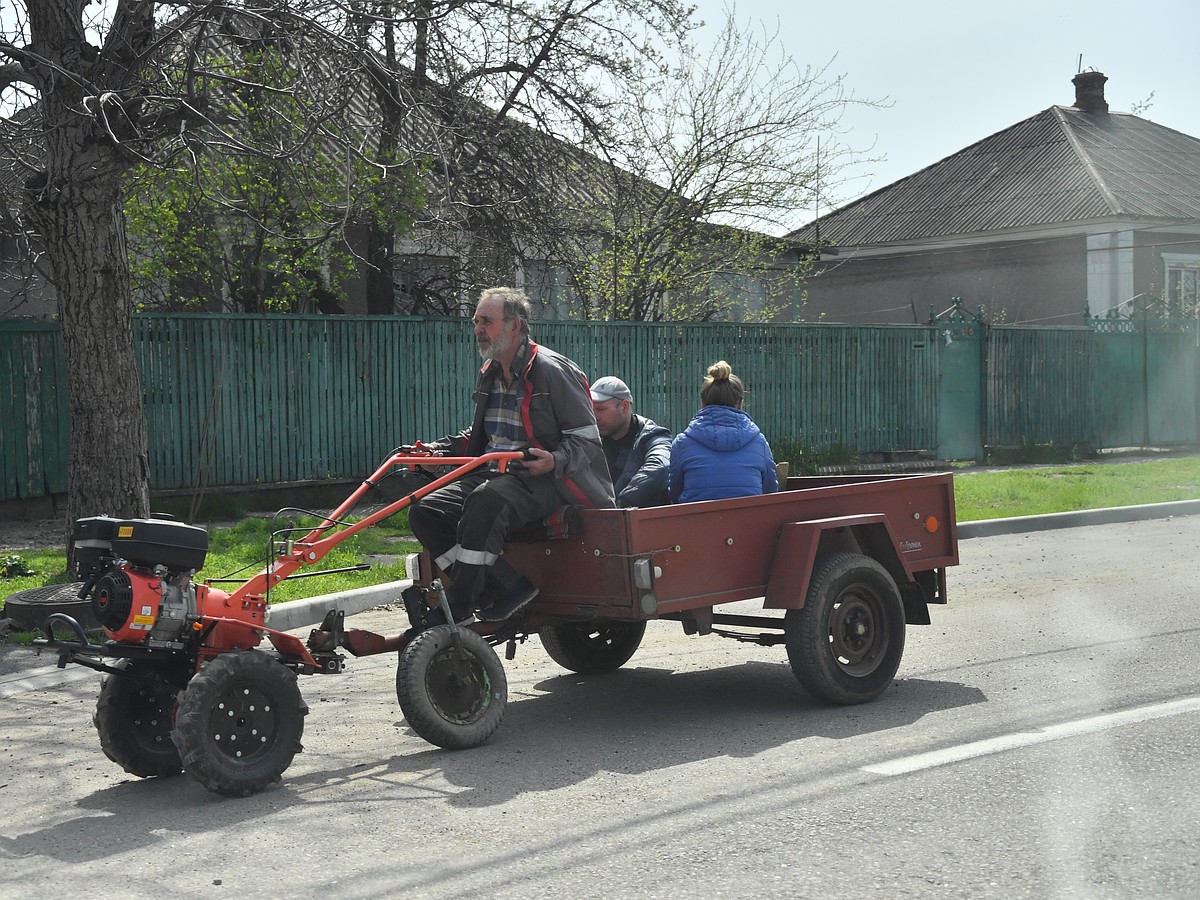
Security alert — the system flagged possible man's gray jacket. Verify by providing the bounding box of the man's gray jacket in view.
[431,339,615,509]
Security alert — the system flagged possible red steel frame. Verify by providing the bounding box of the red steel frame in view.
[186,451,524,666]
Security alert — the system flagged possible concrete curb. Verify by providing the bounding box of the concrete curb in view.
[266,578,415,633]
[957,499,1200,539]
[10,500,1200,661]
[6,500,1200,695]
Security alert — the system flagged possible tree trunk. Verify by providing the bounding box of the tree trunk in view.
[364,221,396,314]
[362,9,404,316]
[56,193,150,535]
[25,106,150,561]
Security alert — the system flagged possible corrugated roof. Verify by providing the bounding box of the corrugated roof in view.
[790,105,1200,247]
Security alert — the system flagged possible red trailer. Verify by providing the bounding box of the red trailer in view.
[369,465,958,754]
[36,453,958,796]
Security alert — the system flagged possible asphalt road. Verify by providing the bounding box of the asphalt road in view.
[1,516,1198,899]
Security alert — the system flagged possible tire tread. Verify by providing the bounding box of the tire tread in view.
[171,649,307,797]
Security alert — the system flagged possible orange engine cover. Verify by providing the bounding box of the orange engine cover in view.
[94,568,164,642]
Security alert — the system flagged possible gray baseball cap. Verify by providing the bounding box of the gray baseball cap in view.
[590,376,632,402]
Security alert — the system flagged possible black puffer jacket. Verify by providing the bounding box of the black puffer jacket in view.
[609,415,672,507]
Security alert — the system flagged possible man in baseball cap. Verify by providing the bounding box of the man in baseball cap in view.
[590,376,672,507]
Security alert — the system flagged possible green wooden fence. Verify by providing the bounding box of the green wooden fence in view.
[986,326,1095,448]
[1,321,70,500]
[3,313,1199,502]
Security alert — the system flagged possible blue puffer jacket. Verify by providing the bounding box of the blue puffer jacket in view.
[669,405,778,503]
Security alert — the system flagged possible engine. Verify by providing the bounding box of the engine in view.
[74,516,213,645]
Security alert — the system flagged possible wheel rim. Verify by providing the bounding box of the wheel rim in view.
[828,583,890,676]
[128,679,177,756]
[578,624,625,648]
[205,682,282,763]
[425,648,492,725]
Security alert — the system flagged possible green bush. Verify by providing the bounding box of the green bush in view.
[2,554,36,579]
[770,437,858,474]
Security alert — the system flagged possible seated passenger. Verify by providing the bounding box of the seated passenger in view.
[590,376,672,507]
[669,360,778,503]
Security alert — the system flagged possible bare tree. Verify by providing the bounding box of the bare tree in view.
[0,0,694,545]
[565,12,883,321]
[0,0,873,548]
[343,0,694,314]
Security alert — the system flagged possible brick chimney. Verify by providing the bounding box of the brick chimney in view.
[1072,71,1109,113]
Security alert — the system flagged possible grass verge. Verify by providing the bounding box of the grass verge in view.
[953,456,1200,521]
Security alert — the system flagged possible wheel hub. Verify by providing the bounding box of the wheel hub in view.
[208,685,278,760]
[830,587,888,675]
[129,681,177,751]
[426,650,490,723]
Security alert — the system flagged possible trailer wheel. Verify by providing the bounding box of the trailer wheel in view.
[396,625,507,749]
[538,620,646,674]
[785,552,905,705]
[171,649,308,797]
[94,658,186,778]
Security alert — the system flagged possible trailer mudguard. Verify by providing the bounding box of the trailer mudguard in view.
[763,514,913,610]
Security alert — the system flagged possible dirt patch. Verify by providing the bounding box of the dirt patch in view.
[0,518,67,554]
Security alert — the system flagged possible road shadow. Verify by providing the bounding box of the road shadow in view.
[0,662,985,858]
[289,659,984,807]
[0,774,292,864]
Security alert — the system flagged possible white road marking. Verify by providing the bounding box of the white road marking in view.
[863,696,1200,776]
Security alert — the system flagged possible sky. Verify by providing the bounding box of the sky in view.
[688,0,1200,216]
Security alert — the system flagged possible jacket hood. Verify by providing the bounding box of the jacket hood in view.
[682,405,762,452]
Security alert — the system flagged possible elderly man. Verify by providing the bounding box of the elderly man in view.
[590,376,671,508]
[408,287,614,624]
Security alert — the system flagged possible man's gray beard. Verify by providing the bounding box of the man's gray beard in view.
[478,328,513,362]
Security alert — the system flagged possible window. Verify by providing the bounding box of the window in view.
[523,259,577,319]
[1163,253,1200,316]
[708,271,768,322]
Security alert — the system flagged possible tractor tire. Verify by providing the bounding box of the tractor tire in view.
[171,649,307,797]
[94,658,187,778]
[784,552,906,705]
[396,625,506,749]
[538,620,646,674]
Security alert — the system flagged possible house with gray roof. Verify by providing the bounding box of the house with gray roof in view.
[787,72,1200,325]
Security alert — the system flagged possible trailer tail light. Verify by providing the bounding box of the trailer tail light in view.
[925,516,939,533]
[633,557,658,590]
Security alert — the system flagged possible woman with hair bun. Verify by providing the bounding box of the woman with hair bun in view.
[668,360,778,503]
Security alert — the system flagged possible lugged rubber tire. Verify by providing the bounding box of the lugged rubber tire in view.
[94,658,186,778]
[538,620,646,674]
[396,625,507,749]
[784,552,906,705]
[171,649,307,797]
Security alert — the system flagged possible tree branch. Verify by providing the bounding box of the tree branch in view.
[0,60,37,97]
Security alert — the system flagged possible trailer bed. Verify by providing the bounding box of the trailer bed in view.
[503,472,958,621]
